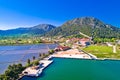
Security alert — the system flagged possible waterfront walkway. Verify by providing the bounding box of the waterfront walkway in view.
[22,59,53,77]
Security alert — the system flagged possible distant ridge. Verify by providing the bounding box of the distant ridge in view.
[0,24,56,36]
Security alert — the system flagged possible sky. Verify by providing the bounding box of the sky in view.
[0,0,120,30]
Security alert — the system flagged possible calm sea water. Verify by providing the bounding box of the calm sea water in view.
[0,44,57,74]
[22,58,120,80]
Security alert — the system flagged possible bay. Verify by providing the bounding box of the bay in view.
[22,58,120,80]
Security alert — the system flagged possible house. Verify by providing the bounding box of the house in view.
[66,38,91,47]
[54,46,71,51]
[78,38,91,46]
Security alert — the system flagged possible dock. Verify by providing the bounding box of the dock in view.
[22,59,53,77]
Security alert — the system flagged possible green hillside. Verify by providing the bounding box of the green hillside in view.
[45,17,120,39]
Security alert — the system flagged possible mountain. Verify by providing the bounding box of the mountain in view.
[45,17,120,38]
[0,24,56,37]
[1,17,120,39]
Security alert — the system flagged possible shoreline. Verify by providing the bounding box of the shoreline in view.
[52,54,120,61]
[19,48,120,80]
[0,42,54,46]
[97,58,120,61]
[19,55,120,80]
[0,44,119,60]
[51,49,120,61]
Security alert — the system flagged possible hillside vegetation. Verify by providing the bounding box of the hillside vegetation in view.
[45,17,120,39]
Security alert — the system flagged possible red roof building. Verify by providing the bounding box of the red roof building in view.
[54,46,71,51]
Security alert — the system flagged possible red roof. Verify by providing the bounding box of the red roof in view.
[57,46,70,49]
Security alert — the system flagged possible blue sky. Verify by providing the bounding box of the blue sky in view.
[0,0,120,30]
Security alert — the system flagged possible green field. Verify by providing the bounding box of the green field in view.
[83,45,120,59]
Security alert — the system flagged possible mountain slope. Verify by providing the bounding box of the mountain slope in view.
[0,24,56,37]
[45,17,120,38]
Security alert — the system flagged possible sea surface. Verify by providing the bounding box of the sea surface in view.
[0,44,57,74]
[22,58,120,80]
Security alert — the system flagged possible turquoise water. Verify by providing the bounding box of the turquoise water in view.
[22,58,120,80]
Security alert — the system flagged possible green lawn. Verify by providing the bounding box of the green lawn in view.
[83,45,120,59]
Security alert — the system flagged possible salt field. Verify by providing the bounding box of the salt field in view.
[0,44,57,74]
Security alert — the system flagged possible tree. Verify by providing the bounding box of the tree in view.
[27,59,31,65]
[0,74,10,80]
[39,53,41,57]
[42,53,46,58]
[32,56,36,61]
[0,64,25,80]
[48,49,55,54]
[33,60,39,66]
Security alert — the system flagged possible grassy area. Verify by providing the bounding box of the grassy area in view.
[83,45,120,59]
